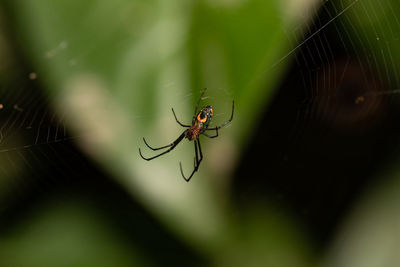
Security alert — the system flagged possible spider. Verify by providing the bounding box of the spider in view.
[139,88,234,182]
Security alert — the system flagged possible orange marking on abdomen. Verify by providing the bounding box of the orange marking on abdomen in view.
[197,113,207,123]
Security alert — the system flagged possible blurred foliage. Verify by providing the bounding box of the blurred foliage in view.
[0,197,150,267]
[1,0,400,266]
[0,0,319,265]
[321,166,400,267]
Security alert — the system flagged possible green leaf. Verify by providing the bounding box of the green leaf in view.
[7,0,319,254]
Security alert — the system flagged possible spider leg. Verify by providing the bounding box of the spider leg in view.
[142,137,172,151]
[206,100,234,131]
[202,128,218,138]
[192,88,207,123]
[180,138,203,182]
[139,131,186,161]
[192,88,207,124]
[171,108,191,127]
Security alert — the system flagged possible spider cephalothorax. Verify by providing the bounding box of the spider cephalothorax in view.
[139,88,234,182]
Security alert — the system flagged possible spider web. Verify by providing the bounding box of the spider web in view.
[0,71,86,200]
[234,0,400,245]
[295,4,391,168]
[1,0,399,204]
